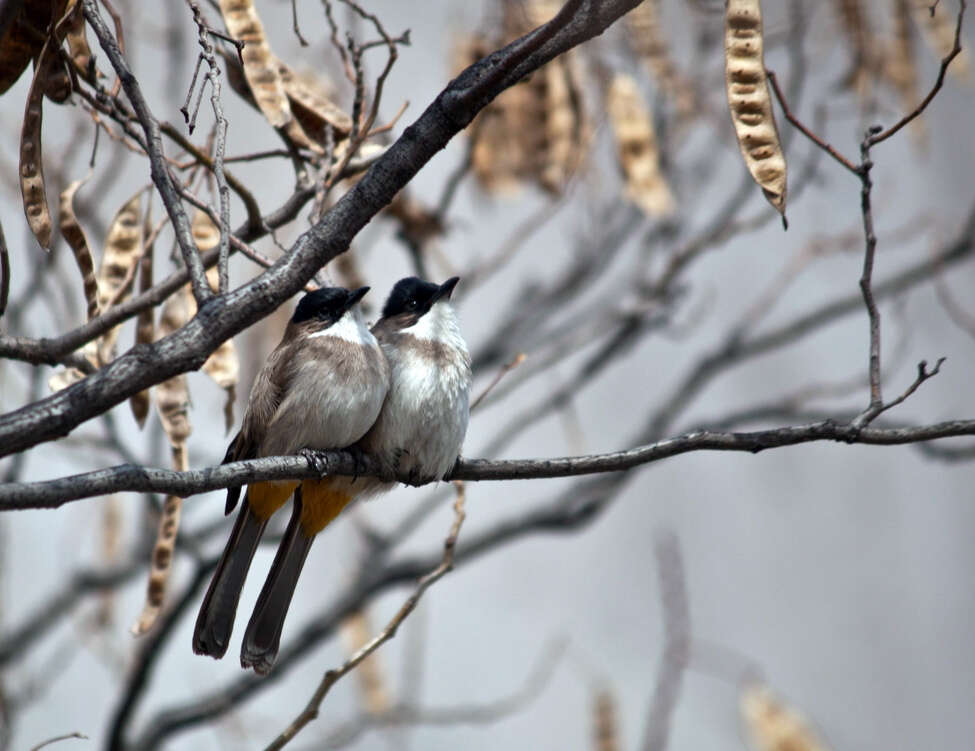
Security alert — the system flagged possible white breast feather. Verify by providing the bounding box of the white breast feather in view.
[369,302,471,481]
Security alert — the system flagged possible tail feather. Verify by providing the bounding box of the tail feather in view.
[240,491,315,675]
[193,500,267,658]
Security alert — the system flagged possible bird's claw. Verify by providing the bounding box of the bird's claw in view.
[300,447,329,478]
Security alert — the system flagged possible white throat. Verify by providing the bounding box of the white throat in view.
[308,308,373,343]
[407,301,460,343]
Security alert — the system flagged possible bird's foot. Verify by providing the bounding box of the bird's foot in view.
[300,447,329,478]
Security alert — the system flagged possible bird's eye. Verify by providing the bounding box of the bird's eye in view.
[406,299,418,310]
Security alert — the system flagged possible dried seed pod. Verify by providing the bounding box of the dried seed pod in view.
[741,683,830,751]
[20,44,56,251]
[339,610,390,715]
[832,0,879,97]
[47,340,98,393]
[65,5,93,78]
[606,74,676,218]
[624,0,697,120]
[130,207,156,429]
[96,495,122,626]
[188,211,239,431]
[0,1,61,95]
[913,0,971,82]
[155,288,193,447]
[887,0,925,144]
[217,0,316,151]
[275,56,352,142]
[218,0,289,127]
[724,0,787,219]
[592,689,619,751]
[131,446,186,636]
[96,191,143,364]
[58,174,101,320]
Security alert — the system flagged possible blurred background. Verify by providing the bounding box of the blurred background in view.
[1,0,974,749]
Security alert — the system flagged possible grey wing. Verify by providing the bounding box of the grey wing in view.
[222,337,298,514]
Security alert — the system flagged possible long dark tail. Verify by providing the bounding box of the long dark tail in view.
[240,490,315,675]
[193,499,268,658]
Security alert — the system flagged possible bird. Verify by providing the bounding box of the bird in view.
[359,276,472,490]
[193,285,389,668]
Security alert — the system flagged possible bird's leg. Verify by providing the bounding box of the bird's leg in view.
[344,445,368,483]
[299,447,330,478]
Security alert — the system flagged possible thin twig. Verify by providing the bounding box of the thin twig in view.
[470,353,526,411]
[28,731,88,751]
[766,69,859,175]
[263,483,467,750]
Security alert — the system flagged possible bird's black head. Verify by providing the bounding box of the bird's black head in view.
[292,286,369,325]
[381,277,459,319]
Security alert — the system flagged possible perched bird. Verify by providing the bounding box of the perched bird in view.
[193,286,389,668]
[360,276,472,489]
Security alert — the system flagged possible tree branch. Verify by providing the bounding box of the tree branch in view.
[0,0,644,459]
[3,419,975,510]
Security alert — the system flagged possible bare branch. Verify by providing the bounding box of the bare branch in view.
[3,419,975,509]
[263,483,466,750]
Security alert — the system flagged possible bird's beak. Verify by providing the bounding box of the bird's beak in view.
[431,276,460,304]
[345,286,370,310]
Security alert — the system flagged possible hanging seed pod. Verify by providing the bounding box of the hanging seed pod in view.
[218,0,315,150]
[741,683,830,751]
[339,610,391,715]
[129,206,156,428]
[592,689,619,751]
[606,74,676,218]
[275,56,352,143]
[188,211,239,432]
[59,174,101,320]
[20,43,56,251]
[95,495,122,626]
[887,0,925,145]
[96,191,143,364]
[130,447,187,636]
[624,0,697,120]
[831,0,878,98]
[0,0,63,95]
[724,0,787,221]
[132,284,194,633]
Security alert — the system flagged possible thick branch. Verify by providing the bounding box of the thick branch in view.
[0,0,643,459]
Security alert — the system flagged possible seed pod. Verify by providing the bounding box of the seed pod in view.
[592,689,619,751]
[47,340,98,393]
[339,610,390,715]
[888,0,925,145]
[131,446,186,636]
[724,0,787,219]
[96,495,122,626]
[606,74,675,218]
[58,174,101,320]
[0,1,58,95]
[129,207,156,428]
[65,6,93,78]
[217,0,315,151]
[275,56,352,144]
[188,211,239,432]
[741,683,829,751]
[624,0,697,120]
[155,287,193,447]
[96,192,143,364]
[832,0,878,97]
[20,44,56,251]
[218,0,289,127]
